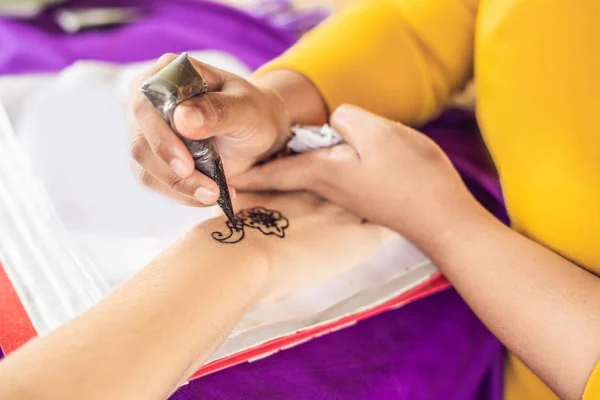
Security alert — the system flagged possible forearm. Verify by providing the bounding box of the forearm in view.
[256,0,478,125]
[0,219,270,400]
[252,69,328,126]
[412,199,600,399]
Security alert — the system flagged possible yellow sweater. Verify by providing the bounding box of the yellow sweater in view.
[258,0,600,398]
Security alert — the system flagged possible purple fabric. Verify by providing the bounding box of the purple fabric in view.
[423,110,509,226]
[0,0,296,74]
[250,0,332,35]
[0,1,504,399]
[176,290,504,400]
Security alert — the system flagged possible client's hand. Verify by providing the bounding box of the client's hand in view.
[128,53,290,206]
[232,105,476,244]
[206,191,396,299]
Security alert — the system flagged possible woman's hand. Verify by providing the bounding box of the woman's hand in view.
[207,191,396,299]
[231,105,476,244]
[235,107,600,400]
[128,53,291,206]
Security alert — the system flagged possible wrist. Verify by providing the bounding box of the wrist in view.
[191,218,274,298]
[394,191,488,256]
[252,69,329,160]
[256,84,293,158]
[252,69,328,126]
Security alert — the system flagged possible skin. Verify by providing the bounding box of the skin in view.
[0,192,393,400]
[129,54,600,398]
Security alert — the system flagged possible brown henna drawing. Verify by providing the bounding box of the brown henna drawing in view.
[212,207,290,244]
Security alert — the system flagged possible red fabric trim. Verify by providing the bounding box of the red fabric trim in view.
[190,273,449,379]
[0,262,38,355]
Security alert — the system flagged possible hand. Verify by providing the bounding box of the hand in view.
[128,53,290,206]
[206,191,396,299]
[231,105,476,244]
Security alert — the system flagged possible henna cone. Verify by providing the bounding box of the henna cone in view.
[140,53,236,226]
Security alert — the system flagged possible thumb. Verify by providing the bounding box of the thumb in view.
[173,91,250,140]
[230,151,325,192]
[330,104,393,153]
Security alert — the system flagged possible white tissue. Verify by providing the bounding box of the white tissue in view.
[289,124,344,152]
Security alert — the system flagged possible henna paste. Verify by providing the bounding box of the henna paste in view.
[212,207,289,244]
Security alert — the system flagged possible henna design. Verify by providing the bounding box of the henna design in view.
[211,220,246,244]
[212,207,290,244]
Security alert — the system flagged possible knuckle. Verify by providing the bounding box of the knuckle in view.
[243,91,261,115]
[131,95,148,117]
[330,144,357,162]
[156,53,178,66]
[202,95,228,127]
[164,174,185,191]
[131,161,154,187]
[130,132,149,163]
[150,137,170,159]
[365,121,404,151]
[138,169,155,188]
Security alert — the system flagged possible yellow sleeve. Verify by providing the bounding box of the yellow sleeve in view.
[257,0,478,125]
[584,362,600,400]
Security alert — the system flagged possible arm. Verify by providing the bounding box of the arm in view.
[418,196,600,400]
[0,221,269,400]
[233,106,600,399]
[256,0,479,125]
[0,192,392,400]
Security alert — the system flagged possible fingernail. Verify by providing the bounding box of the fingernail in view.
[229,187,237,199]
[170,158,191,178]
[194,187,218,204]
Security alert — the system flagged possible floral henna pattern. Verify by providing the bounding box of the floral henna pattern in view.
[236,207,289,237]
[212,207,290,244]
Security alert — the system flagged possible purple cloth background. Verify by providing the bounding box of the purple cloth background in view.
[0,1,505,398]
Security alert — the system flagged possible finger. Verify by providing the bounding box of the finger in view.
[329,104,392,154]
[173,89,257,141]
[135,167,205,207]
[131,92,196,179]
[136,165,220,206]
[142,171,236,207]
[230,152,320,192]
[130,133,220,204]
[231,145,358,193]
